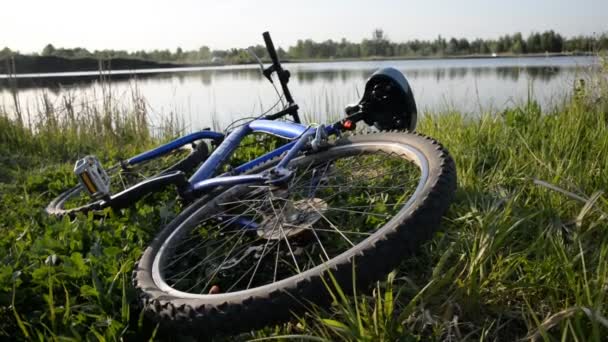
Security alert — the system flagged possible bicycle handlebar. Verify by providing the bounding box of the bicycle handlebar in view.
[263,32,280,67]
[262,31,300,123]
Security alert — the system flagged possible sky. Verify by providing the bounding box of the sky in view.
[1,0,606,53]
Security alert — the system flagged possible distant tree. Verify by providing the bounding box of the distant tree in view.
[367,28,390,56]
[446,38,459,54]
[360,39,373,57]
[211,50,227,58]
[277,47,287,59]
[133,50,149,60]
[198,46,211,60]
[538,30,563,52]
[159,49,172,61]
[372,28,385,41]
[599,34,608,50]
[527,32,541,53]
[495,37,506,53]
[247,45,266,60]
[566,35,594,52]
[407,40,423,55]
[433,35,447,55]
[42,44,55,56]
[68,47,93,58]
[175,47,183,60]
[479,41,490,54]
[457,38,470,53]
[288,40,301,58]
[302,39,315,58]
[511,32,526,53]
[0,47,13,58]
[541,31,552,51]
[501,35,513,52]
[540,31,552,51]
[511,40,524,54]
[552,32,564,52]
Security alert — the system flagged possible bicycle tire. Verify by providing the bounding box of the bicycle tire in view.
[133,132,456,334]
[46,142,209,217]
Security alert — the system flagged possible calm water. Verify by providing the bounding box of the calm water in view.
[0,56,597,130]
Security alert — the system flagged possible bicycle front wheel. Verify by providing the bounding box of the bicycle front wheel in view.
[133,132,456,334]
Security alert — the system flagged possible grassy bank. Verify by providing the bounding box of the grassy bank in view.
[0,63,607,340]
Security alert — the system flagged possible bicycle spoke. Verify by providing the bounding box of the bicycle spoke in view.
[273,237,282,283]
[268,195,301,274]
[246,211,282,289]
[306,202,355,247]
[165,200,266,283]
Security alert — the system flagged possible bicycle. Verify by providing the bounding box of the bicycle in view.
[50,32,457,334]
[133,32,457,334]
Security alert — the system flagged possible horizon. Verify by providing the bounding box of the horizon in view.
[4,29,606,55]
[1,0,606,54]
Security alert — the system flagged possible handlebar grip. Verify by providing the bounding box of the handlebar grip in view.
[263,31,280,66]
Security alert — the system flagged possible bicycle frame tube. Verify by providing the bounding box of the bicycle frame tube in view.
[127,130,224,165]
[184,121,340,197]
[233,123,339,174]
[188,125,251,183]
[249,120,308,138]
[233,140,295,174]
[188,120,310,184]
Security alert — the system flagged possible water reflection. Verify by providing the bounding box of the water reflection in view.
[0,57,597,129]
[291,65,564,83]
[0,63,572,91]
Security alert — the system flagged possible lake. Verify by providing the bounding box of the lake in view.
[0,56,598,131]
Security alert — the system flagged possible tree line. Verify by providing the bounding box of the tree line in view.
[288,29,607,59]
[1,29,606,64]
[0,43,276,65]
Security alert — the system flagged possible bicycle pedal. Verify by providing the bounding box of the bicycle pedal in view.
[74,156,111,198]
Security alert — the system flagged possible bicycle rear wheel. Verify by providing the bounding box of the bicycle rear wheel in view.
[133,132,456,334]
[46,142,209,217]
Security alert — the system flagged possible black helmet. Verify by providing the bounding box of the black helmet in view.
[358,68,417,131]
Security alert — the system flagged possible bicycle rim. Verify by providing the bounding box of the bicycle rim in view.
[153,141,426,297]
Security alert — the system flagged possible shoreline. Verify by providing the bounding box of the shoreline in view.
[0,52,595,78]
[282,52,593,64]
[0,55,222,77]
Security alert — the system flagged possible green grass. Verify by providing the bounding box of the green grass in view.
[1,61,608,341]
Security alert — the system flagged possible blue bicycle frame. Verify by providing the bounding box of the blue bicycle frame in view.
[102,119,339,208]
[184,119,336,196]
[126,130,224,165]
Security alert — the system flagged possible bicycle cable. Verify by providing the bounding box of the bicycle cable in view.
[223,93,285,133]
